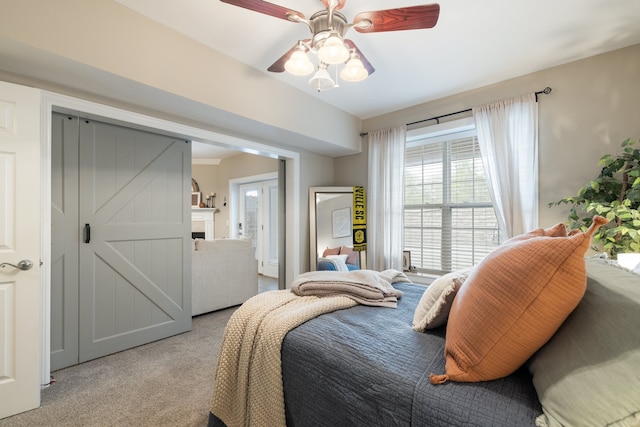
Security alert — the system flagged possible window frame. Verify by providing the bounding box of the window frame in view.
[404,118,500,275]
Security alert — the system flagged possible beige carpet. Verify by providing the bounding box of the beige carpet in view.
[0,307,236,427]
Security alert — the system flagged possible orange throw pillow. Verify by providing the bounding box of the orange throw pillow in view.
[430,216,608,384]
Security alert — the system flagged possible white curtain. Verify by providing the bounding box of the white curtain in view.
[473,93,538,239]
[367,124,406,271]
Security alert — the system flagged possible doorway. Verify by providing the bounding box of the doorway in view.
[50,113,192,371]
[40,91,302,387]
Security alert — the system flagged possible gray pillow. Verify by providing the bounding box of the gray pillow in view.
[412,267,472,331]
[528,257,640,427]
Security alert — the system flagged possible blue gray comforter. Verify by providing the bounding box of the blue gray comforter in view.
[209,282,541,426]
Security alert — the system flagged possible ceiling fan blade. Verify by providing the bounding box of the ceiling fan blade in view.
[343,40,375,75]
[267,40,311,73]
[321,0,346,11]
[354,4,440,33]
[220,0,304,21]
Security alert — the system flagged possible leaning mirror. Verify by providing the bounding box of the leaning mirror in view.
[309,186,365,271]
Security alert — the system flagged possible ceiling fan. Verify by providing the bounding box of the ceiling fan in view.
[220,0,440,91]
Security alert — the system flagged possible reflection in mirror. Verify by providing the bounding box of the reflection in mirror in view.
[309,187,365,271]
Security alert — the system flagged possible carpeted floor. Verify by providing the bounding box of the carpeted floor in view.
[0,307,236,427]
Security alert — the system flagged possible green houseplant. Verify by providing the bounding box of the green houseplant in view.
[549,138,640,258]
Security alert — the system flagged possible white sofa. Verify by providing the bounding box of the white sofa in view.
[191,238,259,316]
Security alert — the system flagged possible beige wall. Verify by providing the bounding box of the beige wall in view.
[334,139,369,188]
[192,150,336,272]
[192,165,217,203]
[338,44,640,230]
[193,153,279,238]
[0,0,362,155]
[2,1,638,274]
[215,153,280,239]
[0,0,358,279]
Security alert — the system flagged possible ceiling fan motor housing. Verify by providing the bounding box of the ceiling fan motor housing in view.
[309,10,348,50]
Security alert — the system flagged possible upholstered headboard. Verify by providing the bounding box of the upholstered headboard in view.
[528,258,640,427]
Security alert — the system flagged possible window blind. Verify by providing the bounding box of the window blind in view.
[404,133,500,274]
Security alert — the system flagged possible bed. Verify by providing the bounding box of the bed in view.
[317,246,360,271]
[282,281,542,426]
[208,280,540,426]
[208,224,640,427]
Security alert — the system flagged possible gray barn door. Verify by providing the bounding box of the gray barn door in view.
[51,114,192,368]
[50,113,80,370]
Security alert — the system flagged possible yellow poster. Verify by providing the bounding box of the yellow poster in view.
[352,186,367,251]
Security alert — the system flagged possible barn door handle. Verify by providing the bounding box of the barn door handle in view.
[83,223,91,243]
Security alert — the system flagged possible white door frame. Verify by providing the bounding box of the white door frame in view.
[39,91,301,387]
[261,179,280,278]
[230,172,278,239]
[236,178,279,278]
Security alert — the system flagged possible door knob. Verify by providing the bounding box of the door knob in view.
[0,259,34,271]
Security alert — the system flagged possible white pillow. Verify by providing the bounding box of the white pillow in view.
[325,254,348,263]
[412,267,473,331]
[319,255,349,272]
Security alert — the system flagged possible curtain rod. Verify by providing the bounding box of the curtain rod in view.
[359,86,552,137]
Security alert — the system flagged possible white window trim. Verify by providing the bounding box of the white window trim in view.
[407,117,476,142]
[404,117,500,275]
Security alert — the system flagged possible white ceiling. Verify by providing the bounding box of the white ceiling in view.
[191,139,234,162]
[117,0,640,122]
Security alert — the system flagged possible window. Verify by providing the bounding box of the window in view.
[404,119,500,275]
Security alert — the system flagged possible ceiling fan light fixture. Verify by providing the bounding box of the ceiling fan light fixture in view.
[308,64,336,92]
[316,33,349,64]
[284,47,314,76]
[229,0,442,92]
[340,54,368,82]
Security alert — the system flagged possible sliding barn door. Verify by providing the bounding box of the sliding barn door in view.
[51,114,192,367]
[77,118,192,362]
[50,113,80,370]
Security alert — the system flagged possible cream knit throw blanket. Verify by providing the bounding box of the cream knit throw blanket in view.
[210,290,357,427]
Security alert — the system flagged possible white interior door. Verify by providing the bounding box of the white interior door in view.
[238,182,259,246]
[238,180,278,278]
[0,82,41,418]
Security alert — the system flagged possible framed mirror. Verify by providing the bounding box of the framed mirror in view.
[309,186,365,271]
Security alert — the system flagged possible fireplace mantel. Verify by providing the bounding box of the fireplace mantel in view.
[192,208,215,240]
